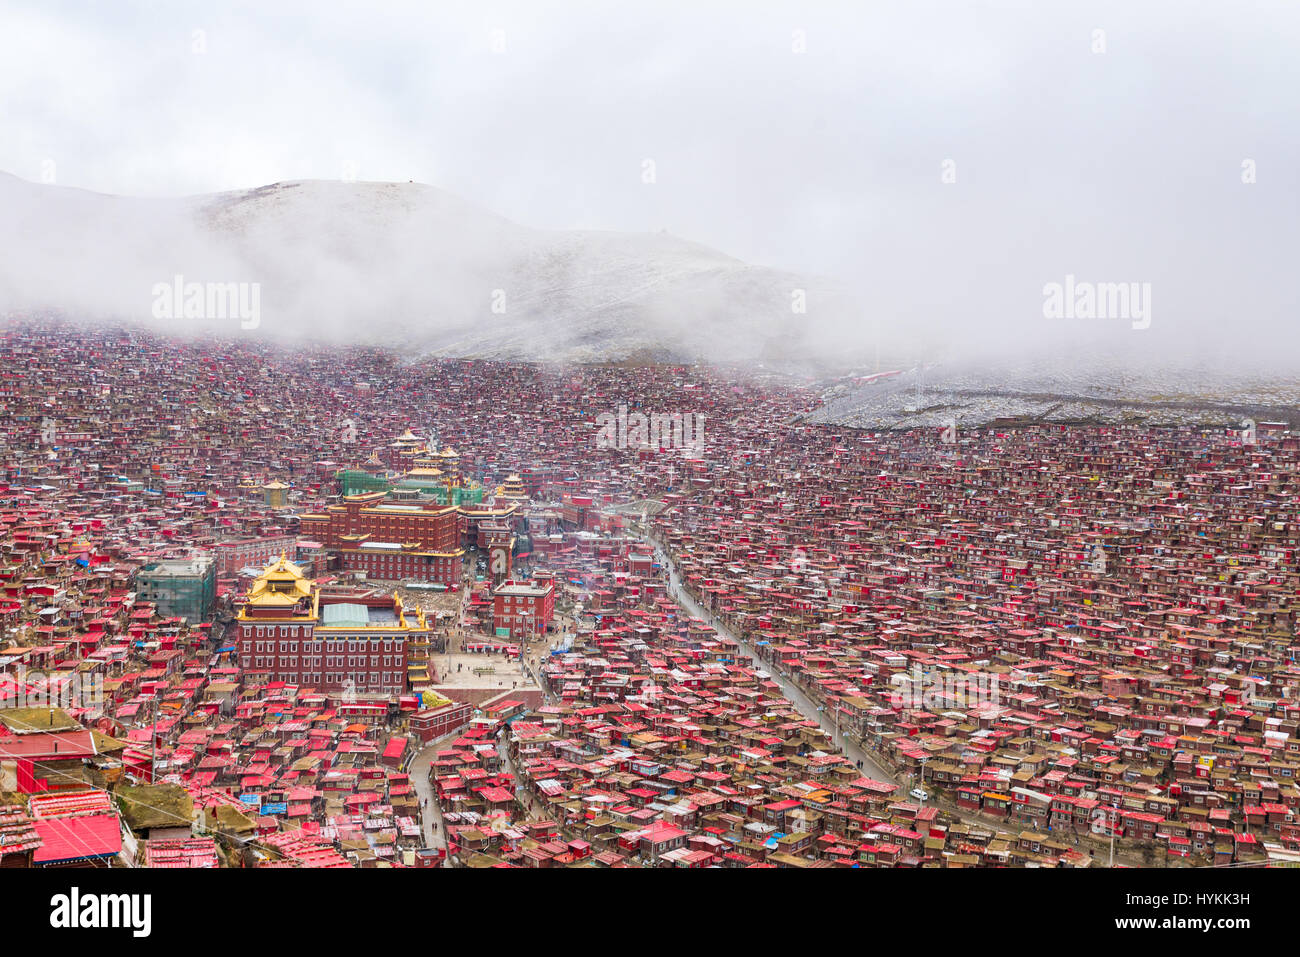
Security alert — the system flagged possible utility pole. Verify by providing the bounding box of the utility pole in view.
[1109,806,1117,868]
[150,694,159,782]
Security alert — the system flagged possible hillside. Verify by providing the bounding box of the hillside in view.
[0,173,859,365]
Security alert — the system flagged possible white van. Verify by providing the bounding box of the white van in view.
[909,787,928,802]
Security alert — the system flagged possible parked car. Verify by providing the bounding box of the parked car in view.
[909,787,928,802]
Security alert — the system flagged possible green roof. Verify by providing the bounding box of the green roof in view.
[117,783,194,832]
[322,603,371,628]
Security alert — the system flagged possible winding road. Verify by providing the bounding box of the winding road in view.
[648,533,1152,866]
[649,535,900,787]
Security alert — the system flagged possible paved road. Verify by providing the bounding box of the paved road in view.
[450,533,1141,865]
[407,729,465,851]
[497,735,544,821]
[650,537,900,787]
[648,535,1165,866]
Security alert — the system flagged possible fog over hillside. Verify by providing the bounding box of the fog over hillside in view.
[0,173,868,367]
[4,1,1298,377]
[3,169,1296,385]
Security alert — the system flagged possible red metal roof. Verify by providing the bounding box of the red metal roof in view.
[32,813,121,863]
[0,729,96,760]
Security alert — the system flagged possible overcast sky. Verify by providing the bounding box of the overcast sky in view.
[3,0,1298,358]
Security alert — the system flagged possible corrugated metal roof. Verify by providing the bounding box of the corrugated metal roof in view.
[28,789,113,818]
[0,729,97,760]
[321,603,370,628]
[32,813,121,863]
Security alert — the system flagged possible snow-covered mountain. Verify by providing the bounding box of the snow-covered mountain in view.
[806,344,1300,430]
[0,173,863,365]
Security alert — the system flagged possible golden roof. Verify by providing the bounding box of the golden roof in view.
[263,552,307,578]
[243,553,314,606]
[243,590,304,607]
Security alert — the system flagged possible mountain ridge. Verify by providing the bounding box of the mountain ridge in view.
[0,174,861,366]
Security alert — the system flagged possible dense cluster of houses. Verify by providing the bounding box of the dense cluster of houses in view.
[2,319,1299,867]
[647,423,1300,865]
